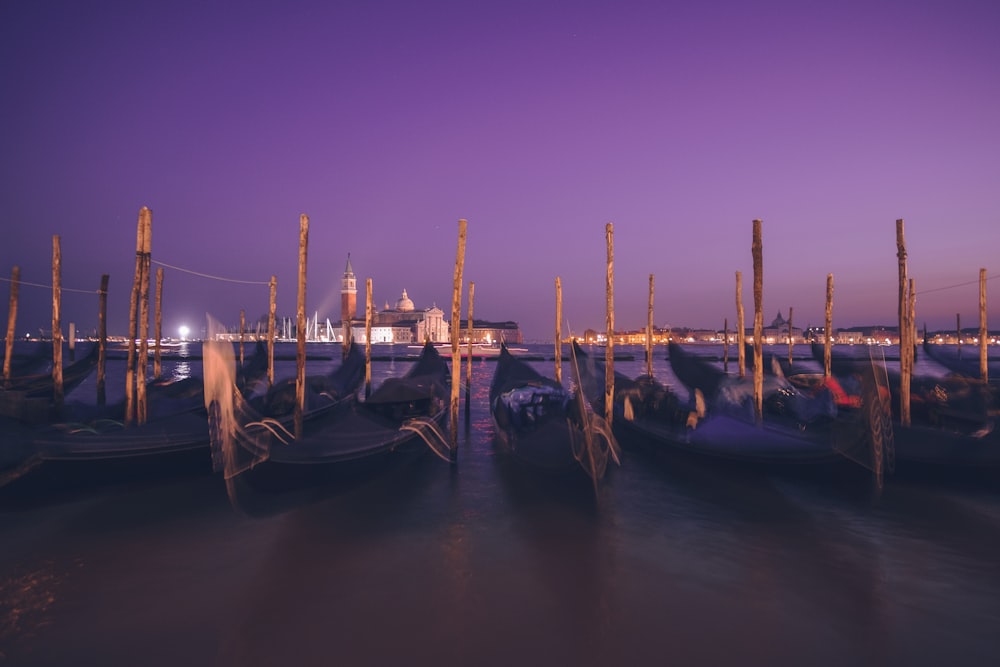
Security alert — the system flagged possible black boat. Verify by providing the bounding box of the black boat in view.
[0,341,290,497]
[489,343,618,490]
[1,340,51,378]
[809,342,1000,470]
[0,343,101,422]
[583,342,885,473]
[921,340,999,387]
[206,340,452,500]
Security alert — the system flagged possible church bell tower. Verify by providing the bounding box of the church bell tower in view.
[341,253,357,324]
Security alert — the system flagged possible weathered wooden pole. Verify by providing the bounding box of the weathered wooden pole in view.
[646,273,654,378]
[736,271,746,378]
[465,281,475,417]
[154,267,164,378]
[239,309,246,368]
[896,218,911,427]
[68,323,75,361]
[294,214,309,439]
[605,222,615,428]
[554,277,562,384]
[449,219,468,462]
[787,306,794,366]
[824,273,833,379]
[51,235,64,409]
[267,275,276,387]
[901,277,916,424]
[751,220,764,425]
[125,208,147,426]
[3,266,19,384]
[97,274,108,405]
[365,277,373,399]
[723,317,729,374]
[979,267,988,383]
[956,313,962,358]
[136,209,152,425]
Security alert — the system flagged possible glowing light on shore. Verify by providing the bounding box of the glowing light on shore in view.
[179,325,190,341]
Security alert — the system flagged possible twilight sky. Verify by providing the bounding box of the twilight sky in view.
[2,0,998,342]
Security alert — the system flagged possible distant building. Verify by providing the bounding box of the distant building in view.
[337,255,519,344]
[458,319,523,345]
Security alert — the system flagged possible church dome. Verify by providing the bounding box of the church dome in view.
[395,289,415,312]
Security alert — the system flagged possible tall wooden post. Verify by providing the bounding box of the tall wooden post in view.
[154,267,164,378]
[51,236,64,409]
[68,323,75,361]
[787,306,794,366]
[751,219,763,425]
[136,209,152,425]
[605,222,615,428]
[97,274,108,405]
[956,313,962,358]
[465,281,475,417]
[267,275,276,387]
[365,278,373,399]
[646,273,654,378]
[736,271,745,378]
[449,219,468,462]
[239,309,246,368]
[723,317,729,374]
[295,214,309,439]
[980,268,988,383]
[125,208,147,426]
[824,274,834,379]
[554,277,562,384]
[3,266,19,384]
[896,219,911,427]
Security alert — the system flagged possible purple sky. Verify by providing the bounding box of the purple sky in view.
[3,0,999,342]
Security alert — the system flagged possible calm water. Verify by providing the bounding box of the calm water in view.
[1,343,999,666]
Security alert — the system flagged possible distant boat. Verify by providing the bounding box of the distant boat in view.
[407,342,528,358]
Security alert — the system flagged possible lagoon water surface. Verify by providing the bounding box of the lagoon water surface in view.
[1,343,998,666]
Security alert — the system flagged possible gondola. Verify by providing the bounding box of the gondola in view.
[0,343,102,422]
[581,341,884,472]
[808,342,1000,471]
[206,339,452,500]
[0,341,297,498]
[921,339,1000,387]
[489,343,618,490]
[1,340,51,378]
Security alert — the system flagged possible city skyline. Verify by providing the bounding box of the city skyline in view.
[2,1,999,342]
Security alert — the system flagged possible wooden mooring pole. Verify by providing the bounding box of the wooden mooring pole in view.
[723,317,729,374]
[787,306,794,366]
[465,281,474,417]
[52,235,64,409]
[736,271,745,378]
[751,219,763,426]
[554,277,562,384]
[449,219,468,463]
[980,268,988,383]
[97,274,109,405]
[646,273,654,378]
[154,268,164,378]
[135,210,152,425]
[125,209,147,426]
[824,273,833,379]
[3,266,19,384]
[153,267,163,378]
[956,313,962,359]
[267,275,276,388]
[294,214,309,439]
[605,222,615,428]
[896,218,911,428]
[239,309,246,368]
[365,278,373,399]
